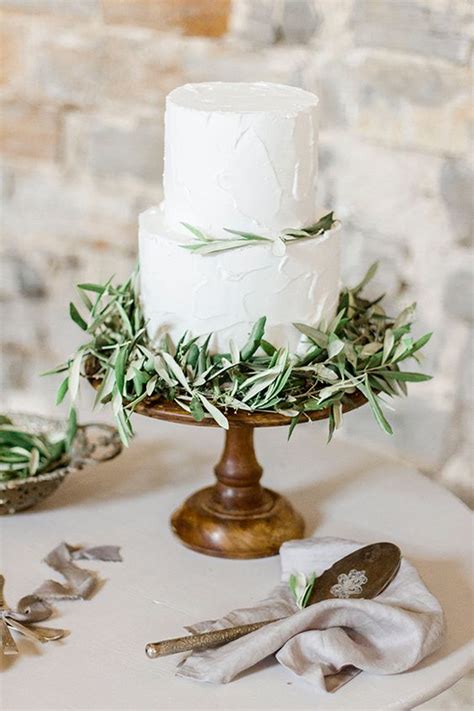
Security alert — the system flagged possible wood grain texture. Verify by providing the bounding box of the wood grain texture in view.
[88,374,367,558]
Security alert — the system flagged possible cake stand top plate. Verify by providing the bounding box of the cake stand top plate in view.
[132,390,367,428]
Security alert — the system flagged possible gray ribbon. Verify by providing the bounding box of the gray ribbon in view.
[32,542,122,603]
[1,542,122,653]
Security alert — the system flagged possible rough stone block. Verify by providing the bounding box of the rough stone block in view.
[230,0,279,45]
[0,164,14,202]
[0,341,31,391]
[1,167,136,250]
[102,31,182,106]
[0,250,16,302]
[181,42,309,89]
[340,227,407,307]
[440,158,474,247]
[102,0,231,37]
[65,112,164,183]
[231,0,320,46]
[0,240,135,403]
[318,134,450,247]
[0,0,99,18]
[318,134,454,331]
[281,0,320,44]
[312,51,472,154]
[0,20,23,87]
[309,59,349,129]
[353,49,469,106]
[0,0,100,20]
[2,253,47,299]
[355,53,471,155]
[30,29,102,106]
[352,0,472,65]
[444,267,474,323]
[0,101,60,160]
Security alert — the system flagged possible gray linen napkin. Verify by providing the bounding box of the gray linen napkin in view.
[177,537,445,691]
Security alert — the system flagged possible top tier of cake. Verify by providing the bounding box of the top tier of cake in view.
[163,82,319,238]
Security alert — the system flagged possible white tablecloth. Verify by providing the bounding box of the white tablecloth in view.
[1,416,472,709]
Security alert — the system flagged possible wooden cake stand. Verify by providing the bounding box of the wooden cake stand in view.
[131,392,367,559]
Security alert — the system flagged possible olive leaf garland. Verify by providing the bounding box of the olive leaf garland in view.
[46,264,432,447]
[181,212,337,256]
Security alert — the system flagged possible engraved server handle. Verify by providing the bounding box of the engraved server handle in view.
[145,618,279,658]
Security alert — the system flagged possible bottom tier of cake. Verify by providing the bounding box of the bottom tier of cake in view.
[138,206,341,352]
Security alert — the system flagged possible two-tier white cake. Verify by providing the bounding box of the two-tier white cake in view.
[139,81,341,351]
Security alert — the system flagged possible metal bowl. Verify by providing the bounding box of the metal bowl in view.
[0,413,122,514]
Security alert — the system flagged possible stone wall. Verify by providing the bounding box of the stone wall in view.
[1,0,472,503]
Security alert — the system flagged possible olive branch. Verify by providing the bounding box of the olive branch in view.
[0,414,74,482]
[45,263,432,447]
[181,212,337,256]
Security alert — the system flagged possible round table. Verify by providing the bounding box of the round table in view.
[1,415,472,709]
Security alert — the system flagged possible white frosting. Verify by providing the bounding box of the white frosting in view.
[139,81,340,352]
[139,207,341,352]
[163,82,319,238]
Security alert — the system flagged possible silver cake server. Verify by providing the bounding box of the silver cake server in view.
[146,541,401,658]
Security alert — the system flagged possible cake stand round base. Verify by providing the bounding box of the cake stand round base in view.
[171,485,304,559]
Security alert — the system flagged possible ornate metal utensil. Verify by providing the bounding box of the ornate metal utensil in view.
[0,575,68,654]
[4,616,68,644]
[0,575,19,655]
[145,542,401,658]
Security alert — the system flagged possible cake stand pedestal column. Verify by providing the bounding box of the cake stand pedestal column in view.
[88,383,366,559]
[171,425,304,559]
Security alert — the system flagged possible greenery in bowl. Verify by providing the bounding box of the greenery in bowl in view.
[0,415,75,482]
